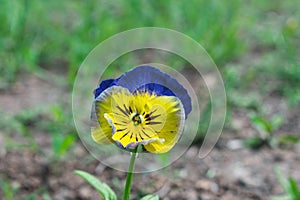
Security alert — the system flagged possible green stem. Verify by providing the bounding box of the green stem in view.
[123,145,141,200]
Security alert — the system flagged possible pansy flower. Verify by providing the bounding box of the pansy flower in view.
[91,66,191,153]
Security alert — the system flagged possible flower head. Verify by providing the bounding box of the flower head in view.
[91,66,191,153]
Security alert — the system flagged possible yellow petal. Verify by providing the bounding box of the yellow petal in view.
[143,96,185,153]
[92,86,131,144]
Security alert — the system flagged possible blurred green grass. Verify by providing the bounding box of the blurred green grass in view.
[0,0,299,150]
[1,0,300,198]
[1,0,298,97]
[0,0,244,87]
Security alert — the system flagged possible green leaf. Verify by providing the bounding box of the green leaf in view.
[287,178,300,199]
[58,135,76,156]
[0,181,14,200]
[74,170,117,200]
[275,168,300,200]
[275,168,289,192]
[0,178,19,200]
[278,135,300,144]
[250,114,271,135]
[52,133,76,157]
[140,194,160,200]
[243,136,265,149]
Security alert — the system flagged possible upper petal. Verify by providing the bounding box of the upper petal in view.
[93,78,117,99]
[114,66,192,118]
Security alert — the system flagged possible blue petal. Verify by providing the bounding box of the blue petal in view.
[93,78,116,98]
[93,66,192,117]
[135,83,175,96]
[116,66,192,117]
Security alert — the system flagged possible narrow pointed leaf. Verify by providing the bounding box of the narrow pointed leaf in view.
[74,170,117,200]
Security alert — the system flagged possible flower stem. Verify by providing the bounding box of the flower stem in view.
[123,145,141,200]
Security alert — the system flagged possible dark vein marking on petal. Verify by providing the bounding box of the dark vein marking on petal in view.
[139,133,144,140]
[145,114,161,121]
[135,134,138,142]
[120,131,130,140]
[145,121,162,125]
[116,128,127,132]
[141,129,151,138]
[123,104,130,115]
[116,105,128,116]
[149,114,161,120]
[114,122,125,126]
[129,106,133,114]
[148,108,158,117]
[130,132,133,139]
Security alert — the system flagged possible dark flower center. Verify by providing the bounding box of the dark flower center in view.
[132,114,142,125]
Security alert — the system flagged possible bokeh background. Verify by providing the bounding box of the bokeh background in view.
[0,1,299,199]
